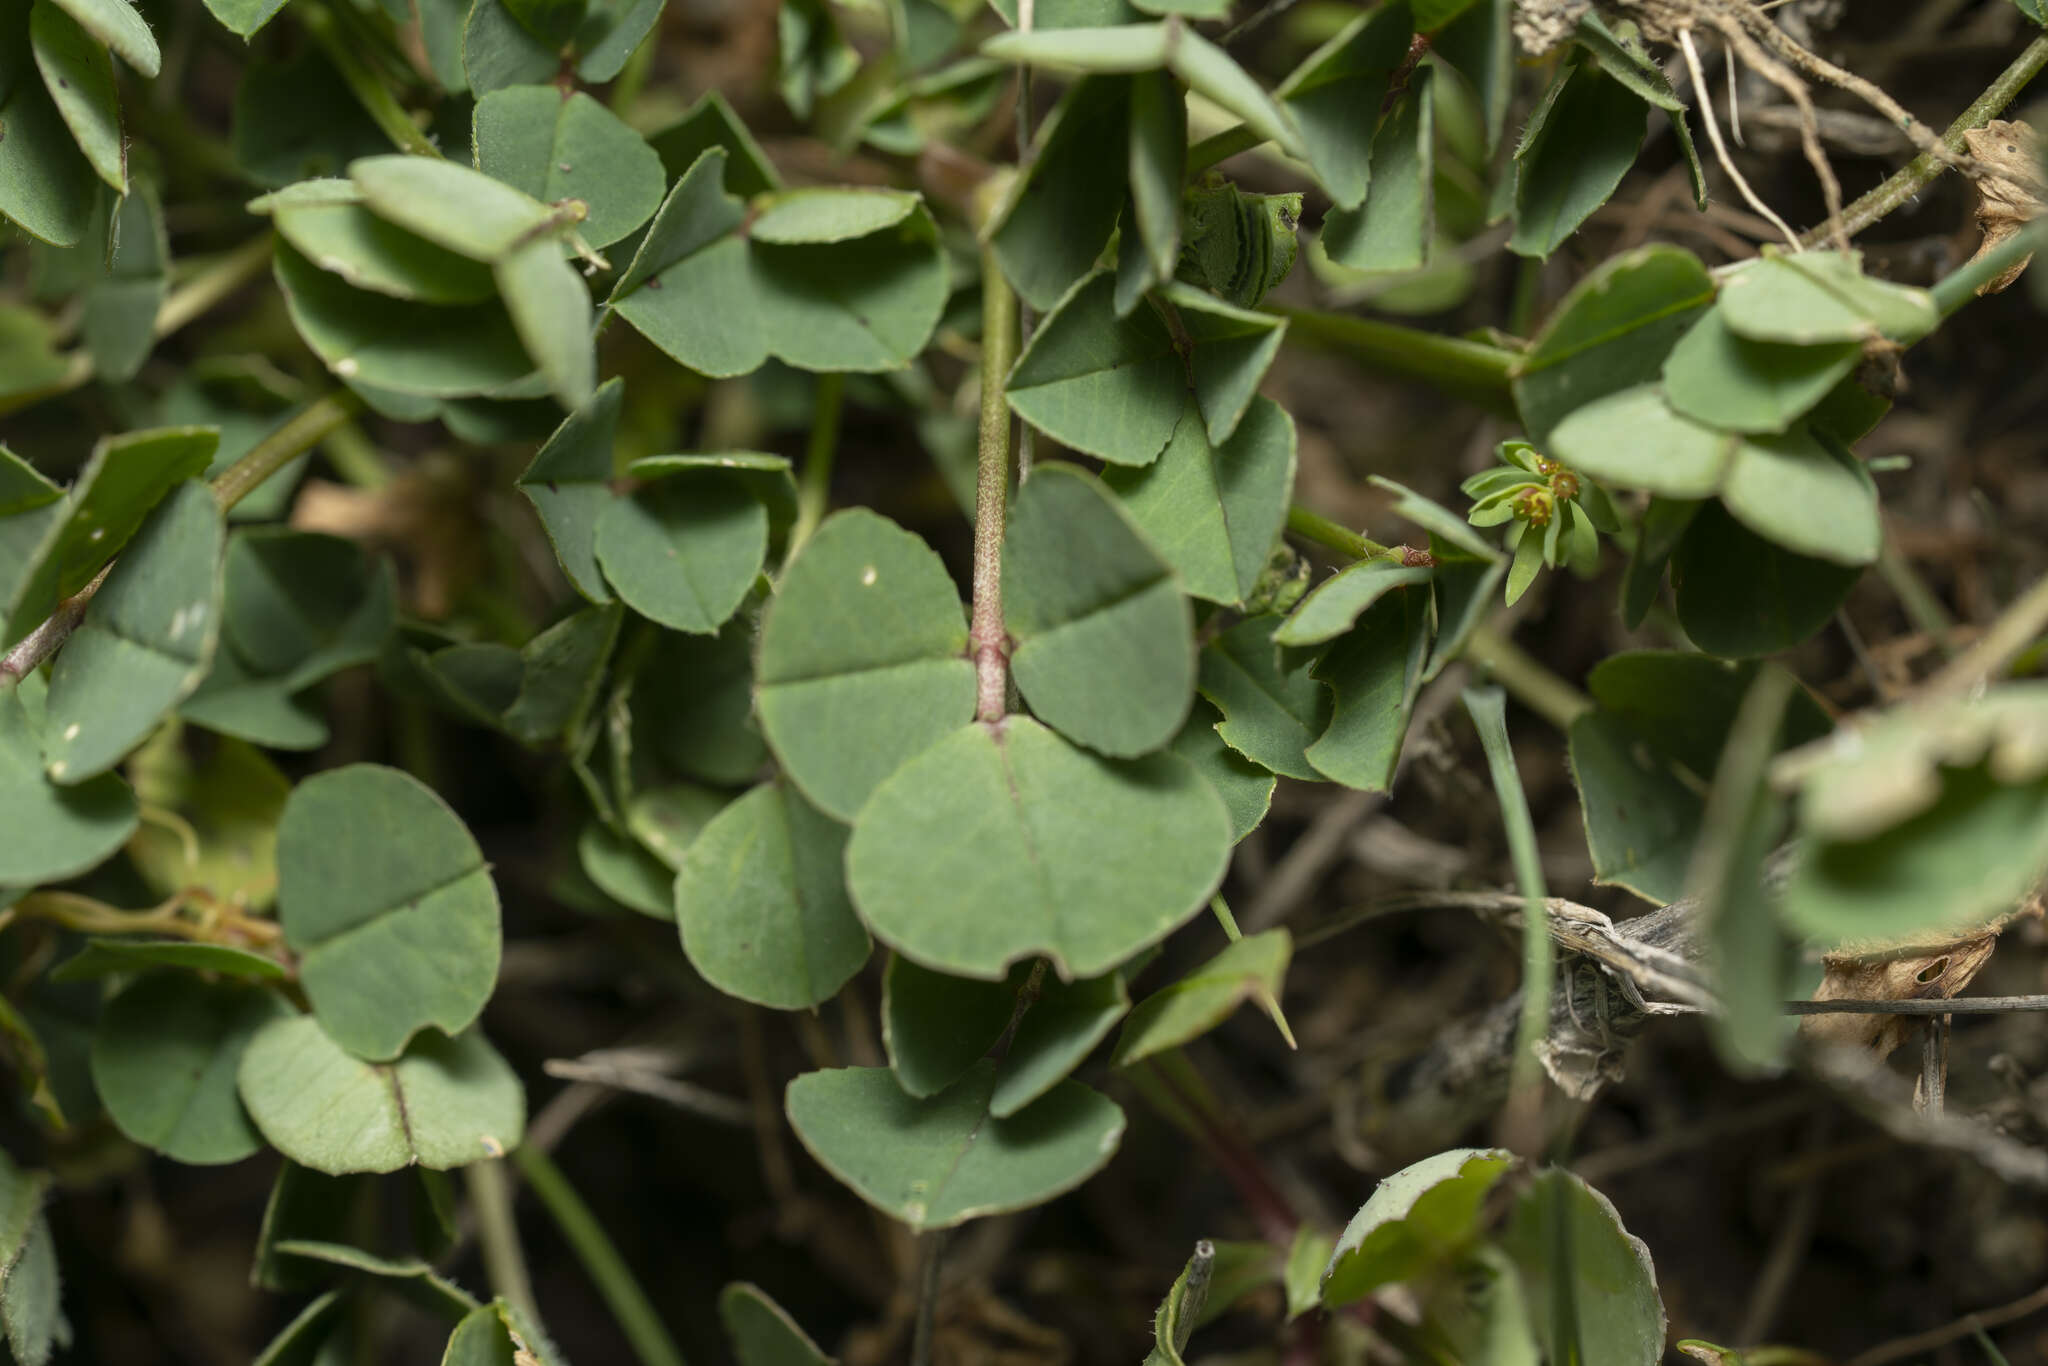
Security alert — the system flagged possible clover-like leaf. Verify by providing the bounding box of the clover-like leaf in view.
[1671,502,1862,658]
[1322,72,1434,272]
[722,1283,832,1366]
[1275,557,1432,647]
[81,180,168,381]
[1498,1170,1666,1365]
[29,0,124,192]
[238,1015,525,1174]
[1104,396,1297,607]
[1168,699,1274,842]
[1510,58,1647,259]
[610,149,948,377]
[595,470,766,634]
[1718,250,1938,345]
[1306,586,1431,792]
[755,508,975,821]
[0,7,97,248]
[847,717,1230,979]
[784,1062,1125,1230]
[0,672,138,886]
[994,967,1131,1117]
[1198,616,1329,781]
[1661,306,1861,435]
[53,937,286,983]
[43,480,223,784]
[216,527,397,691]
[1322,1147,1513,1308]
[1004,464,1193,756]
[633,621,770,786]
[1509,244,1714,446]
[987,76,1130,311]
[473,85,665,250]
[1278,3,1414,211]
[277,764,501,1061]
[517,377,621,602]
[89,972,291,1164]
[882,955,1028,1098]
[676,780,870,1009]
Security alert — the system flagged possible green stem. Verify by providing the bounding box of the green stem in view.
[302,4,440,157]
[155,235,274,338]
[1877,535,1956,655]
[465,1160,540,1331]
[212,393,362,512]
[1285,504,1392,561]
[971,242,1019,723]
[1807,33,2048,245]
[1270,307,1519,417]
[1186,124,1262,177]
[1461,622,1593,732]
[513,1145,687,1366]
[1461,685,1552,1108]
[790,373,844,555]
[1930,220,2046,316]
[1922,566,2048,700]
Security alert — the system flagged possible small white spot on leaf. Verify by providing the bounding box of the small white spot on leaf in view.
[61,723,80,741]
[479,1134,505,1158]
[860,566,878,586]
[334,357,360,378]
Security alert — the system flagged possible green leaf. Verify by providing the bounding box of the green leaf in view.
[46,0,155,74]
[982,24,1306,162]
[610,150,949,377]
[1322,72,1434,272]
[1620,497,1698,629]
[277,764,501,1061]
[500,601,622,746]
[1127,70,1185,288]
[987,76,1129,312]
[0,27,97,246]
[676,780,870,1009]
[1275,558,1432,647]
[1,1210,64,1366]
[350,154,569,264]
[1588,650,1830,780]
[1499,1169,1666,1366]
[472,86,666,250]
[82,177,166,380]
[1321,1147,1513,1308]
[647,90,783,196]
[1145,1240,1217,1366]
[1369,475,1501,560]
[1104,395,1297,608]
[1510,59,1646,258]
[251,1292,343,1366]
[1197,616,1330,781]
[4,426,217,646]
[633,621,769,786]
[461,0,557,94]
[493,238,596,409]
[53,937,286,983]
[1550,385,1879,566]
[1110,929,1290,1066]
[780,0,859,118]
[721,1283,832,1366]
[883,955,1025,1098]
[632,452,799,552]
[89,973,291,1164]
[993,966,1130,1117]
[847,717,1231,978]
[238,1015,526,1174]
[518,377,621,602]
[1569,711,1704,906]
[271,1241,477,1320]
[1570,12,1706,206]
[755,508,975,821]
[1277,3,1414,211]
[230,47,389,183]
[1775,688,2048,945]
[1284,1226,1335,1320]
[1671,501,1861,658]
[577,817,675,918]
[1718,250,1938,345]
[1305,586,1430,791]
[257,181,499,305]
[274,242,535,399]
[1168,698,1273,842]
[1435,0,1513,158]
[623,782,726,870]
[1510,243,1714,446]
[218,528,397,691]
[1004,464,1194,756]
[443,1298,560,1366]
[783,1061,1125,1230]
[42,480,223,784]
[595,472,766,634]
[29,0,124,191]
[0,673,138,885]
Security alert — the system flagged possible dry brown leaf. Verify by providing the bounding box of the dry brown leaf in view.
[1962,119,2045,296]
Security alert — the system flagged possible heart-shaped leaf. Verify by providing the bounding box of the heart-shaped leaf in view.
[676,780,870,1009]
[755,508,975,821]
[1004,464,1193,756]
[29,0,124,192]
[277,764,501,1061]
[0,672,137,886]
[595,472,766,634]
[1718,250,1938,345]
[882,955,1029,1098]
[1306,586,1431,792]
[1277,4,1414,210]
[784,1062,1125,1230]
[89,972,291,1164]
[1509,59,1646,259]
[1661,307,1861,436]
[987,76,1130,311]
[473,86,665,250]
[1322,72,1433,272]
[1197,617,1329,781]
[518,377,622,602]
[238,1015,526,1174]
[1168,698,1274,842]
[847,716,1230,979]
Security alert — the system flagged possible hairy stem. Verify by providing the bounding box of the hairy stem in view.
[1270,308,1519,416]
[302,3,440,158]
[513,1145,688,1366]
[972,243,1018,723]
[465,1159,541,1331]
[1809,32,2048,245]
[790,372,844,556]
[1285,505,1393,561]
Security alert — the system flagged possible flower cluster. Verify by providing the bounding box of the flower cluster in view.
[1462,440,1620,604]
